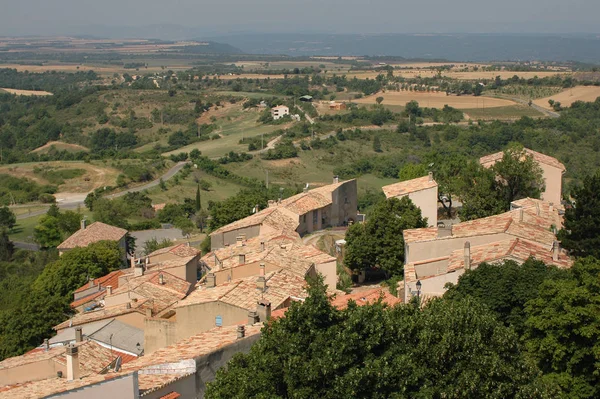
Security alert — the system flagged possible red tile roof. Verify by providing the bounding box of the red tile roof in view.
[57,222,128,250]
[148,244,200,258]
[382,175,437,198]
[71,270,125,308]
[160,392,181,399]
[479,148,566,172]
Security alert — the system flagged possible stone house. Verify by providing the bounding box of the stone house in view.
[382,173,438,227]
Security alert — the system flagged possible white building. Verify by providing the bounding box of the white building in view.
[271,105,289,120]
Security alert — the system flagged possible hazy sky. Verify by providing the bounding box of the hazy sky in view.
[0,0,599,36]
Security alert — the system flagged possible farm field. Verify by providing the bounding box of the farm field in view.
[0,161,120,194]
[0,88,53,96]
[534,86,600,110]
[0,62,194,77]
[162,105,289,158]
[462,105,545,120]
[353,91,517,109]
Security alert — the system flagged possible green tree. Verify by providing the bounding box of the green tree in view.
[524,257,600,398]
[492,146,544,205]
[0,207,16,231]
[92,198,130,229]
[57,210,83,236]
[375,96,384,104]
[398,163,427,181]
[372,135,382,152]
[143,237,173,256]
[206,277,554,399]
[345,197,427,276]
[195,184,202,211]
[0,229,14,262]
[456,161,507,221]
[33,215,63,248]
[559,171,600,258]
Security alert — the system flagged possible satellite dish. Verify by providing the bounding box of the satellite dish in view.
[114,356,122,372]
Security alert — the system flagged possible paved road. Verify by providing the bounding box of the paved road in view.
[16,161,190,220]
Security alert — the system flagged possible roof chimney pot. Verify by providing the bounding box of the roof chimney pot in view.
[66,345,80,381]
[464,241,471,270]
[549,202,554,212]
[75,327,83,343]
[80,219,87,231]
[257,300,272,322]
[237,325,245,339]
[106,285,112,296]
[259,263,265,277]
[260,241,265,251]
[247,310,259,325]
[257,276,267,292]
[333,175,339,184]
[206,273,216,288]
[158,274,165,285]
[428,171,433,182]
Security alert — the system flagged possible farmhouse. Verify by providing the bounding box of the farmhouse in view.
[329,101,347,111]
[270,105,289,120]
[382,173,438,227]
[210,178,358,249]
[479,148,566,207]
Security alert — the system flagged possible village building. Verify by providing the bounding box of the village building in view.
[402,198,569,302]
[210,178,358,249]
[382,173,438,227]
[479,148,566,207]
[57,220,128,263]
[70,270,124,313]
[144,243,202,284]
[328,101,347,111]
[201,234,337,289]
[270,105,289,120]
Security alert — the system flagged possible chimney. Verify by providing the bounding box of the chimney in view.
[134,264,144,277]
[257,276,267,292]
[237,325,245,339]
[158,274,165,285]
[257,300,272,322]
[80,219,87,231]
[106,285,112,296]
[236,236,244,247]
[88,276,94,288]
[549,202,554,212]
[428,171,433,182]
[130,256,136,269]
[65,345,80,381]
[126,302,131,309]
[259,263,265,276]
[44,338,49,351]
[206,273,216,288]
[75,327,83,343]
[260,241,265,251]
[238,254,245,265]
[333,175,339,184]
[552,241,560,261]
[464,241,471,270]
[247,310,259,325]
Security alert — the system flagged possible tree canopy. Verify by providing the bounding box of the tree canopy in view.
[344,197,427,276]
[206,277,554,399]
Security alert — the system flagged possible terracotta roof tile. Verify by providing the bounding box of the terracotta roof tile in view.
[160,392,181,399]
[479,148,566,172]
[54,301,146,331]
[74,270,124,294]
[382,175,437,198]
[330,289,402,309]
[148,244,200,258]
[57,222,128,250]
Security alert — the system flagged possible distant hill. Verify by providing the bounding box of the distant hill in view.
[207,33,600,63]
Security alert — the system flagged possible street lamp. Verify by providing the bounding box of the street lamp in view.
[416,280,422,302]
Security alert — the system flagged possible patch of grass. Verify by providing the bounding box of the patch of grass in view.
[462,105,545,120]
[33,167,86,185]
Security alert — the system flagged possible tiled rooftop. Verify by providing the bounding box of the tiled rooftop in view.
[57,222,128,250]
[382,175,437,198]
[54,300,146,331]
[479,148,566,172]
[446,238,573,272]
[177,270,307,311]
[211,180,353,235]
[74,270,124,294]
[329,288,402,309]
[148,244,200,258]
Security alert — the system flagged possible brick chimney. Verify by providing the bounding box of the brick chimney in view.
[257,300,271,322]
[464,241,471,270]
[106,285,112,296]
[247,310,259,325]
[66,345,80,381]
[80,219,87,231]
[75,327,83,343]
[206,273,216,288]
[552,241,560,261]
[237,325,245,339]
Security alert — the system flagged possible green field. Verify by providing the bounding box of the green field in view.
[162,109,288,158]
[463,105,545,120]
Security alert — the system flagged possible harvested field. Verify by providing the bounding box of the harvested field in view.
[534,86,600,110]
[0,161,120,193]
[445,71,570,80]
[31,141,89,154]
[0,88,53,96]
[353,91,517,109]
